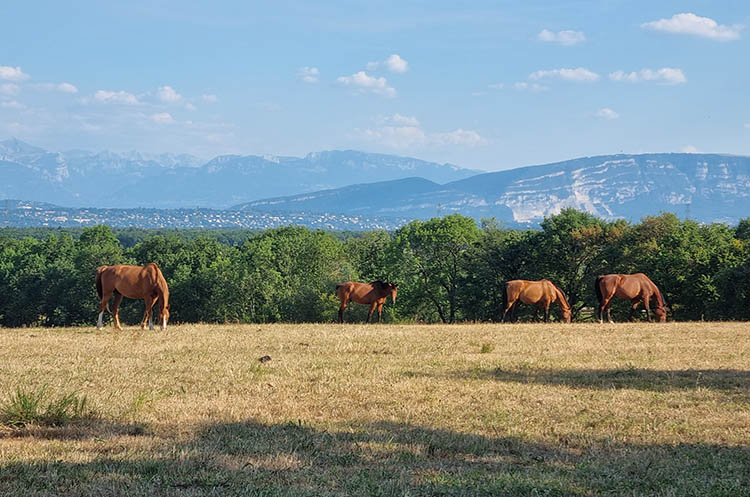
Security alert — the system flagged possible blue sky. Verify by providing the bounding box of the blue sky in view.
[1,1,748,171]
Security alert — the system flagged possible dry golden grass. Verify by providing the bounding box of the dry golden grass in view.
[0,322,748,496]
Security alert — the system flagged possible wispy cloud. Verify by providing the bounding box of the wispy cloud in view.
[596,107,619,120]
[366,54,409,73]
[0,100,25,109]
[94,90,140,104]
[151,112,175,124]
[337,71,396,98]
[201,94,218,103]
[297,66,320,83]
[0,66,30,81]
[0,83,20,96]
[529,67,599,82]
[537,29,585,46]
[642,13,742,41]
[157,85,182,103]
[514,82,550,92]
[35,82,78,93]
[609,68,686,85]
[681,145,698,153]
[362,115,482,149]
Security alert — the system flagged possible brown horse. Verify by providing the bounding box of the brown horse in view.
[595,273,666,323]
[96,263,170,331]
[502,279,572,323]
[336,281,397,323]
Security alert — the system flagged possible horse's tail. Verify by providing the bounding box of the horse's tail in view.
[502,282,508,313]
[96,266,110,312]
[594,275,603,305]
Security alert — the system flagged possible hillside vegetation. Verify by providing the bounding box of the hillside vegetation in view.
[1,209,750,327]
[1,322,748,496]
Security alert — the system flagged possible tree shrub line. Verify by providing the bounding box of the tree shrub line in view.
[1,209,748,326]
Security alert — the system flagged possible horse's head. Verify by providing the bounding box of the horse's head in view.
[162,303,170,330]
[561,306,572,323]
[654,305,667,323]
[387,283,398,304]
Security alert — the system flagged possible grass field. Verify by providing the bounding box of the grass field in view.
[0,322,748,496]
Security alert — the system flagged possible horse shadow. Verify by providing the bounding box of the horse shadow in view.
[451,366,750,395]
[1,418,748,496]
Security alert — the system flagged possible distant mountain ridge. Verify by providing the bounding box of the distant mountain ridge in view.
[0,139,477,209]
[3,138,749,226]
[234,153,750,225]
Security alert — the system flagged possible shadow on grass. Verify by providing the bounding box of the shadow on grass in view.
[451,367,750,395]
[1,419,749,496]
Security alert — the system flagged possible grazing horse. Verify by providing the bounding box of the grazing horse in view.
[336,281,397,323]
[96,263,170,331]
[502,279,572,323]
[595,273,666,323]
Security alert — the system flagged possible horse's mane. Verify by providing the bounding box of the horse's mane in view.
[370,280,386,289]
[652,281,666,308]
[549,281,571,310]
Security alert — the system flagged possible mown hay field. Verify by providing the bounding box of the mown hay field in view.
[1,322,748,496]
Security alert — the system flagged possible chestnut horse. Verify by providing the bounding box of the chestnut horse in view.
[336,281,397,323]
[96,263,170,331]
[595,273,666,323]
[502,279,572,323]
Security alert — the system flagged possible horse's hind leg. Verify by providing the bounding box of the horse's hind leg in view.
[338,295,348,324]
[97,292,111,330]
[112,292,124,330]
[544,303,550,323]
[630,300,640,321]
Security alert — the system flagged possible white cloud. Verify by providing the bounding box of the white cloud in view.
[201,94,218,103]
[609,68,686,85]
[35,82,78,93]
[432,129,483,147]
[151,112,175,124]
[380,113,420,126]
[681,145,698,153]
[642,13,742,41]
[488,83,504,90]
[0,66,30,81]
[514,82,550,92]
[385,54,409,73]
[0,100,25,109]
[366,54,409,73]
[537,29,586,46]
[362,116,482,149]
[363,125,426,148]
[94,90,140,104]
[185,102,197,111]
[596,107,619,120]
[297,66,320,83]
[745,123,750,129]
[0,83,20,96]
[157,85,182,103]
[337,71,396,97]
[529,67,599,82]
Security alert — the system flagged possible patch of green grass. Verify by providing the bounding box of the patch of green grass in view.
[0,385,95,427]
[480,342,495,353]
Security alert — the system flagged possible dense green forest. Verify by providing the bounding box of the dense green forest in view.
[1,209,749,327]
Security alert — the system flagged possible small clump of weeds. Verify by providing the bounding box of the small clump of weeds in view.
[480,343,495,354]
[0,384,96,427]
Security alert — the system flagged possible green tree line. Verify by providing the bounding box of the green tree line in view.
[1,209,749,326]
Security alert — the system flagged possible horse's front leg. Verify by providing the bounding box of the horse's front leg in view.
[377,302,384,323]
[141,296,155,330]
[367,302,377,323]
[643,296,652,322]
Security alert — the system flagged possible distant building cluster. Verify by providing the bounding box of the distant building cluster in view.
[1,204,408,231]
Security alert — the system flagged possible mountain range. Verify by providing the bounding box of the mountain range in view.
[235,153,750,225]
[2,138,749,226]
[0,139,476,209]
